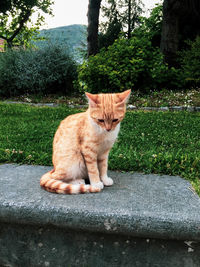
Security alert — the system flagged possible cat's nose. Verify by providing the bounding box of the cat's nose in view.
[106,128,111,132]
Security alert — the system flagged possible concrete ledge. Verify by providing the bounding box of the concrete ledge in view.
[0,164,200,241]
[0,164,200,266]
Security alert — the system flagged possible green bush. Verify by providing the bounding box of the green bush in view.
[0,45,77,97]
[179,36,200,87]
[78,36,181,93]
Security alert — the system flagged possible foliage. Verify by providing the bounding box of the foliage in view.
[78,3,189,93]
[99,17,122,50]
[130,89,200,107]
[1,88,200,108]
[0,45,77,97]
[99,0,144,48]
[99,0,145,50]
[99,0,122,49]
[179,36,200,87]
[133,4,163,47]
[0,103,199,195]
[78,35,181,93]
[0,0,54,48]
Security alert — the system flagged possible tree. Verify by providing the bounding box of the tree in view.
[0,0,12,14]
[99,0,123,49]
[160,0,200,67]
[87,0,102,56]
[100,0,143,41]
[0,0,53,48]
[132,4,163,48]
[123,0,144,39]
[99,18,122,49]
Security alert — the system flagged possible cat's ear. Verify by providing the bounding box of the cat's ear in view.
[85,92,98,108]
[116,89,131,106]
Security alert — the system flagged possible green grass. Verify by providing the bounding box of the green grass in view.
[0,102,200,195]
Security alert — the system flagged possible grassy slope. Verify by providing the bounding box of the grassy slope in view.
[0,103,199,194]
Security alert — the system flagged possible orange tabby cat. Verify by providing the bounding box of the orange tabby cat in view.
[40,89,131,194]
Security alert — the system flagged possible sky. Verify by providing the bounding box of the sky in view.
[41,0,163,29]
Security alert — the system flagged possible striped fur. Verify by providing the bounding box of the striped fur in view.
[40,170,100,194]
[40,90,131,194]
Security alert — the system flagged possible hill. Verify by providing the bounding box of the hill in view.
[35,24,87,62]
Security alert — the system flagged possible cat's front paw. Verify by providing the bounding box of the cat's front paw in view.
[102,176,113,186]
[91,181,104,190]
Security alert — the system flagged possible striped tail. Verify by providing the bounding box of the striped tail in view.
[40,171,101,194]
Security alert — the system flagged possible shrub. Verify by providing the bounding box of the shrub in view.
[179,36,200,87]
[78,36,181,93]
[0,45,77,97]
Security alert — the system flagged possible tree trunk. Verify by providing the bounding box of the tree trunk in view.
[160,0,200,67]
[87,0,101,57]
[160,0,179,67]
[127,0,131,39]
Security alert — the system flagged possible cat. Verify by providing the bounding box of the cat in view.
[40,89,131,194]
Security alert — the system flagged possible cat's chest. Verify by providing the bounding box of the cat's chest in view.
[98,124,120,152]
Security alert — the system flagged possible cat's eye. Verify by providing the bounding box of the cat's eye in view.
[112,119,118,122]
[98,119,104,123]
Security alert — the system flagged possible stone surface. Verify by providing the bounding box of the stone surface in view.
[127,104,137,110]
[1,222,200,267]
[140,107,159,111]
[0,164,200,241]
[187,106,195,112]
[1,164,200,266]
[4,101,59,107]
[170,106,185,111]
[160,107,169,111]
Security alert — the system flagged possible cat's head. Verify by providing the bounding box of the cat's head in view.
[86,90,131,132]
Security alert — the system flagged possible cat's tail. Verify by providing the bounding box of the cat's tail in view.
[40,170,101,194]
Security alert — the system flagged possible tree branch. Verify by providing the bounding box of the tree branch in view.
[7,9,31,44]
[0,35,8,41]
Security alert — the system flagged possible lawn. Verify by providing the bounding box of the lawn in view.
[0,102,200,195]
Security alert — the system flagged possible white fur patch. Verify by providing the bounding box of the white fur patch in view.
[91,181,104,189]
[101,176,113,186]
[99,123,120,153]
[107,123,120,141]
[70,179,85,185]
[67,161,87,180]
